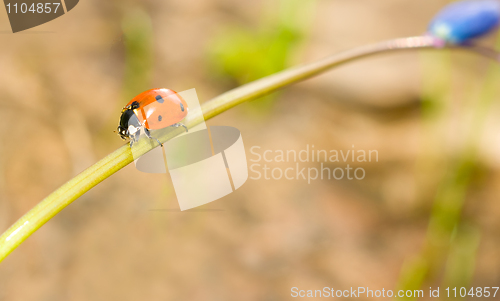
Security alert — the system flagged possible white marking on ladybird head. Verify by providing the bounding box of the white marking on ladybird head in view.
[128,125,139,136]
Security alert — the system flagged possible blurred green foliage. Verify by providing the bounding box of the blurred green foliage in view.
[396,32,500,301]
[206,0,315,113]
[122,6,154,101]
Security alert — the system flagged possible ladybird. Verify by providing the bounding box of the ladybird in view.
[117,88,188,146]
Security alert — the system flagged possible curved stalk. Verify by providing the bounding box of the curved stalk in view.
[0,35,498,263]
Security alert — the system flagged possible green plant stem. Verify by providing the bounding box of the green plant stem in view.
[0,36,497,263]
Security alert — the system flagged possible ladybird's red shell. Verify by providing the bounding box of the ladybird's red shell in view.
[127,88,188,130]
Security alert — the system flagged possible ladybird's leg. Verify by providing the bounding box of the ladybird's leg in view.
[129,132,139,148]
[144,128,163,147]
[171,123,188,132]
[180,123,188,132]
[128,129,136,148]
[134,131,141,145]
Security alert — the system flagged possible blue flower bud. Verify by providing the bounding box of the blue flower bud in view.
[428,0,500,44]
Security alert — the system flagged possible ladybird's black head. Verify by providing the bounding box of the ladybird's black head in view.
[117,107,141,140]
[129,101,140,110]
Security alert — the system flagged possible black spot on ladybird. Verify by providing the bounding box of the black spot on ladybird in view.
[158,115,162,121]
[155,95,164,103]
[180,103,185,112]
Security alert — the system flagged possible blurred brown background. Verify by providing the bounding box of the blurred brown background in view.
[1,0,500,300]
